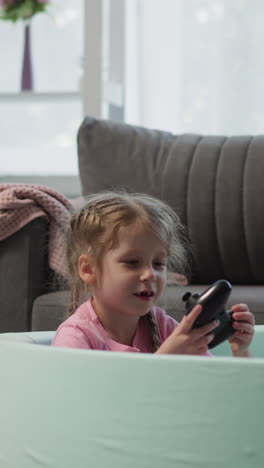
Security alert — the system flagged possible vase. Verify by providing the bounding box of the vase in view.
[21,21,33,92]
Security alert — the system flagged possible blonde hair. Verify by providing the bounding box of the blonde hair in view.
[65,190,190,352]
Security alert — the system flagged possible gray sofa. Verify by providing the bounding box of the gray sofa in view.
[0,218,53,332]
[2,116,264,332]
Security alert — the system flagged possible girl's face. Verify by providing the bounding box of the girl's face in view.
[91,222,168,320]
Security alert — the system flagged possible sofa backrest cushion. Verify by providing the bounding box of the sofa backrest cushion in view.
[77,117,264,285]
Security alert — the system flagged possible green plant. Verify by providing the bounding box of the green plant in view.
[0,0,49,22]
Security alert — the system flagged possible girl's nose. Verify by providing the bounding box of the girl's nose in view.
[140,265,155,281]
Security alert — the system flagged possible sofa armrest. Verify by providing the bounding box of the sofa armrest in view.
[0,217,53,332]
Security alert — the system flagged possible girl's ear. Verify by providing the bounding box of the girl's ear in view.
[78,254,97,285]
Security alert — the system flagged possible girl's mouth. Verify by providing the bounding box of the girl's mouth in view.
[134,291,154,302]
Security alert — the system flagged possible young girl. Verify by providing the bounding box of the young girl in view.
[52,191,255,356]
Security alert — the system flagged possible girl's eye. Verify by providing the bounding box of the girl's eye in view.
[154,262,167,269]
[124,260,138,265]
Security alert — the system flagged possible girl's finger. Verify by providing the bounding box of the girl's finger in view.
[232,331,252,342]
[181,304,203,331]
[231,304,249,312]
[196,345,209,355]
[196,336,214,353]
[193,319,219,339]
[187,335,214,354]
[233,322,254,334]
[232,311,255,324]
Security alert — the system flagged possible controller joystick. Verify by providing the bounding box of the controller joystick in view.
[182,280,234,349]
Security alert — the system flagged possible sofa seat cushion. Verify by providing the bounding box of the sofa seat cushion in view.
[32,285,264,332]
[32,291,70,331]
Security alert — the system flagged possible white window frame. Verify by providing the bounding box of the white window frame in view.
[83,0,126,122]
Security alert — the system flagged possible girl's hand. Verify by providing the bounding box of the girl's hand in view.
[156,304,219,355]
[228,304,255,357]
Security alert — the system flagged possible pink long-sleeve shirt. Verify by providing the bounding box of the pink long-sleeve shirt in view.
[52,298,180,353]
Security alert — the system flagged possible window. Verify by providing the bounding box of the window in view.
[0,0,83,177]
[125,0,264,135]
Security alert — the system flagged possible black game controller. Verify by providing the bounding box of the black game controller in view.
[182,280,234,349]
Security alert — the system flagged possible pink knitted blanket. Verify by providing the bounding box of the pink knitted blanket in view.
[0,183,74,277]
